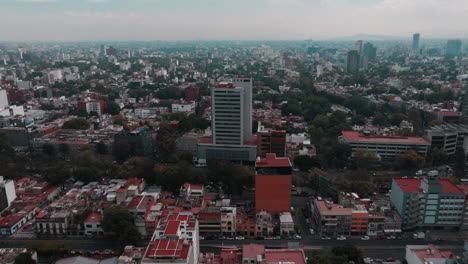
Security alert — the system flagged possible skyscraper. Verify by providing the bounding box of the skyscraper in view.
[362,42,377,61]
[354,40,363,53]
[412,33,420,51]
[197,77,257,164]
[347,50,360,73]
[0,89,9,110]
[447,39,462,56]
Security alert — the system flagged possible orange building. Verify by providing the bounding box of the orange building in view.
[255,153,292,214]
[351,211,369,234]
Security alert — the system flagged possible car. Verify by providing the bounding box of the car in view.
[273,236,281,240]
[293,235,302,240]
[235,236,245,240]
[387,236,396,240]
[377,235,386,240]
[226,237,235,240]
[199,236,205,240]
[265,236,274,240]
[321,236,331,240]
[219,236,226,240]
[361,236,370,240]
[337,236,347,241]
[309,229,315,235]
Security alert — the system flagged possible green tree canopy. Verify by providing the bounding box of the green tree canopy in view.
[62,118,90,129]
[102,206,141,245]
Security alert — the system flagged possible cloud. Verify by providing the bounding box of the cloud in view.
[64,11,115,18]
[15,0,57,2]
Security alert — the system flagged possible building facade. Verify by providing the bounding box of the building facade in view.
[340,130,430,161]
[391,172,465,230]
[255,153,292,214]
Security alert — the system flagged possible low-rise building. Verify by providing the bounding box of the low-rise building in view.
[279,212,294,235]
[340,130,430,161]
[84,212,103,236]
[405,245,459,264]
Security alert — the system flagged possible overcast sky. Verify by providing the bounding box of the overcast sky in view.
[2,0,468,41]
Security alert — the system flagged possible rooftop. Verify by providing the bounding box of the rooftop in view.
[265,249,307,264]
[84,212,101,224]
[341,130,430,145]
[394,178,463,194]
[242,244,265,258]
[255,153,291,168]
[144,239,189,259]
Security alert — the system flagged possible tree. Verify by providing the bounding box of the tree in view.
[14,252,36,264]
[102,206,141,245]
[45,162,71,186]
[351,115,366,126]
[353,149,378,170]
[104,100,120,115]
[331,243,364,264]
[95,141,108,155]
[58,143,70,157]
[154,165,184,191]
[42,143,56,157]
[389,113,407,126]
[395,150,425,170]
[372,113,387,126]
[127,157,155,183]
[62,118,90,129]
[294,155,321,171]
[454,148,466,178]
[430,147,448,166]
[73,167,99,183]
[112,140,131,162]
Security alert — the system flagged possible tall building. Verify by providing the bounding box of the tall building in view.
[390,171,465,230]
[0,176,16,212]
[412,33,420,51]
[0,89,9,109]
[197,77,257,164]
[255,153,292,214]
[233,76,253,141]
[346,50,360,73]
[354,40,363,53]
[447,39,462,56]
[362,42,377,61]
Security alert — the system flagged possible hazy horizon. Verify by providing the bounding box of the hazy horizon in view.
[2,0,468,41]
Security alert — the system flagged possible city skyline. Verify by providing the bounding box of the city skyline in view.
[2,0,468,41]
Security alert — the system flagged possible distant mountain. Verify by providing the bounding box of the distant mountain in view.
[328,34,407,41]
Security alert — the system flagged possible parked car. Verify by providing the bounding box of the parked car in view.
[387,236,396,240]
[337,236,347,241]
[226,237,235,240]
[309,228,315,235]
[294,235,302,240]
[273,236,281,240]
[199,236,205,240]
[361,236,370,240]
[377,235,386,240]
[321,236,332,240]
[235,236,245,240]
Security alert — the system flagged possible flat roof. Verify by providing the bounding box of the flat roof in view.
[84,212,101,224]
[145,239,189,259]
[164,220,181,236]
[394,178,463,194]
[266,249,307,264]
[255,153,291,168]
[341,130,429,145]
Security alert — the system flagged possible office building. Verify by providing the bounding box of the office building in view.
[255,153,292,214]
[346,50,360,73]
[340,130,430,161]
[426,123,468,155]
[0,89,9,110]
[447,39,462,56]
[390,172,465,230]
[197,77,257,164]
[412,33,420,51]
[77,98,105,116]
[257,129,286,158]
[0,176,16,212]
[354,40,363,53]
[362,42,377,61]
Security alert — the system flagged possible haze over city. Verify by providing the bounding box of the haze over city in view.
[3,0,468,41]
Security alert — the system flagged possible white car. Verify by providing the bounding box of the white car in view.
[235,236,245,240]
[337,236,347,241]
[361,236,370,240]
[294,235,302,240]
[387,236,396,240]
[309,229,315,235]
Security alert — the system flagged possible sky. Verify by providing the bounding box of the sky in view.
[2,0,468,41]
